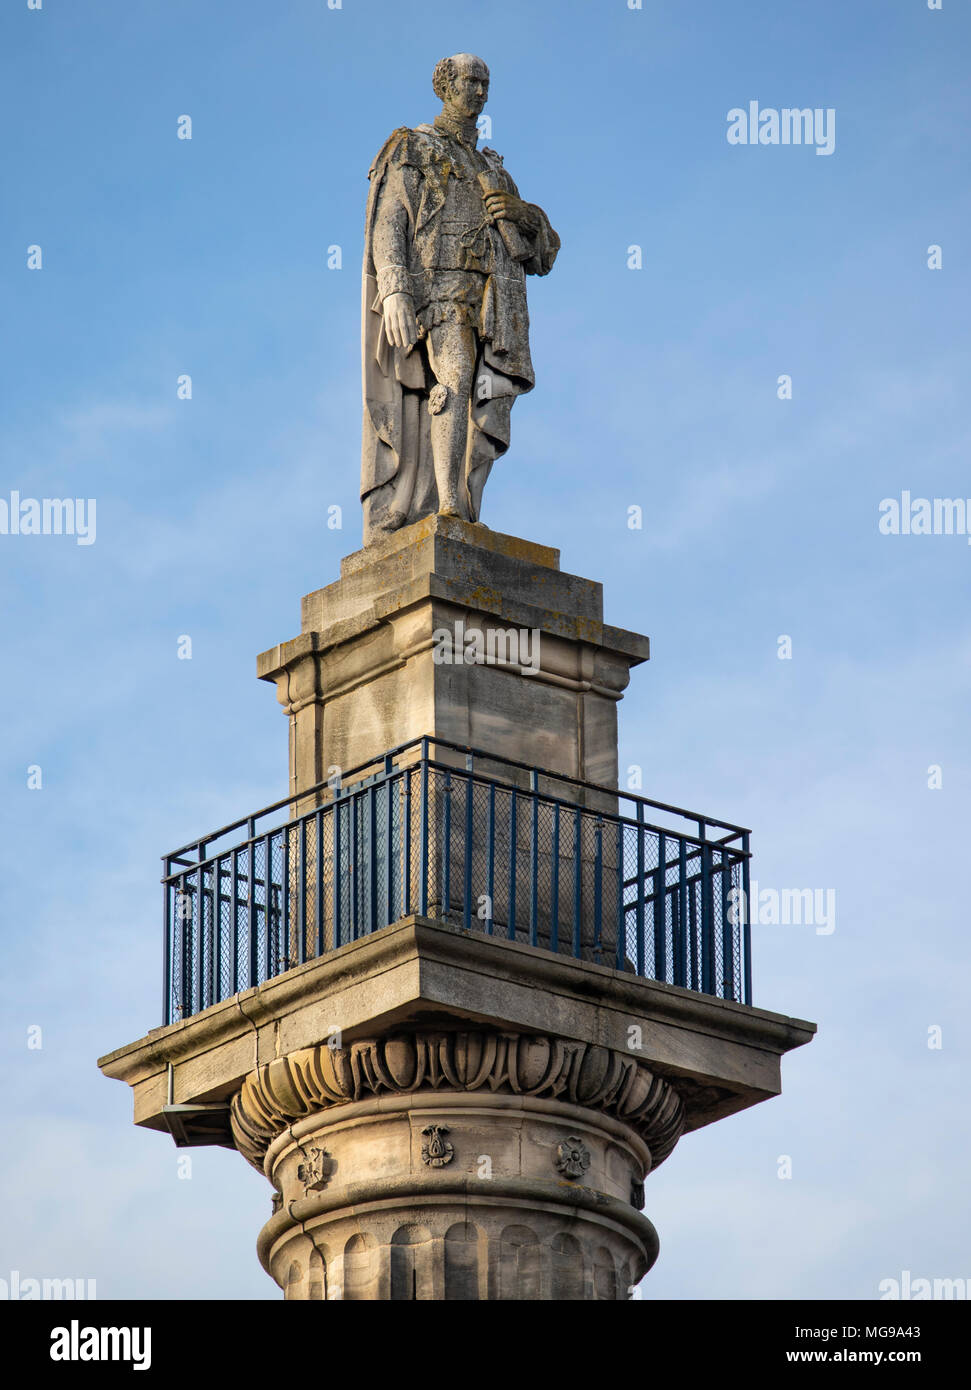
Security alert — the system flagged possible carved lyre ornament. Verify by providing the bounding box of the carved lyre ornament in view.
[421,1123,455,1168]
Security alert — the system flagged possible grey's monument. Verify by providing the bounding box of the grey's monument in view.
[361,53,559,542]
[99,56,814,1301]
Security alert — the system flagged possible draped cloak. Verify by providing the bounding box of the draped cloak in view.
[360,124,559,539]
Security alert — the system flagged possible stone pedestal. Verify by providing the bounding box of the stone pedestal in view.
[256,515,649,798]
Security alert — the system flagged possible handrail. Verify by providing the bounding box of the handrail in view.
[162,734,751,869]
[161,738,754,1024]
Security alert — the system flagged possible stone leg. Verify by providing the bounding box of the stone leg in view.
[425,323,477,519]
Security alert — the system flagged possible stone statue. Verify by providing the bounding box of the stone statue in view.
[360,54,559,544]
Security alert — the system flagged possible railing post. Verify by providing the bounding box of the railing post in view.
[298,819,308,965]
[212,857,222,1008]
[402,771,412,917]
[635,804,645,977]
[386,773,395,927]
[334,796,343,949]
[486,781,495,935]
[701,833,714,996]
[529,769,539,948]
[368,782,378,937]
[263,833,273,982]
[162,864,171,1026]
[572,809,582,958]
[615,819,625,971]
[742,832,753,1005]
[550,802,559,953]
[676,838,688,987]
[593,817,603,959]
[654,832,667,983]
[315,809,324,957]
[720,847,734,1001]
[180,871,191,1019]
[464,754,474,932]
[196,848,206,1016]
[230,850,239,996]
[443,771,452,920]
[691,861,700,995]
[247,819,257,991]
[282,821,291,969]
[507,789,517,940]
[350,792,359,940]
[418,744,429,917]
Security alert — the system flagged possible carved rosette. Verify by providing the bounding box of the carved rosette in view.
[231,1029,684,1173]
[554,1136,591,1180]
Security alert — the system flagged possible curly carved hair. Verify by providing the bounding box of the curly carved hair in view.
[432,54,489,102]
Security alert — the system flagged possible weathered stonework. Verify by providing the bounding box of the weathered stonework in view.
[99,913,814,1298]
[230,1029,685,1172]
[99,505,816,1298]
[230,1027,685,1298]
[361,54,559,544]
[257,1092,659,1300]
[257,514,649,798]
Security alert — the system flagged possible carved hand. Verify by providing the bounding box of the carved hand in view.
[383,292,419,350]
[483,191,540,236]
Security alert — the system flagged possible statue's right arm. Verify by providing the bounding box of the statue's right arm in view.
[371,153,421,350]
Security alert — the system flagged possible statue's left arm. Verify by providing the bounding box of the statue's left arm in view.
[481,172,560,277]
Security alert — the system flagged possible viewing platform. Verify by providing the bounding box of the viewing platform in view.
[162,736,753,1027]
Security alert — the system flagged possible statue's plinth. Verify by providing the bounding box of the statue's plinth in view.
[257,515,649,798]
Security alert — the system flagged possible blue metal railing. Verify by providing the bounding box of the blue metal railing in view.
[161,737,753,1024]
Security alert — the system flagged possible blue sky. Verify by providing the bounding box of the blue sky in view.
[1,0,968,1299]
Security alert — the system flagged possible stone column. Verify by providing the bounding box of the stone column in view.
[98,521,816,1299]
[98,918,816,1301]
[235,1030,680,1300]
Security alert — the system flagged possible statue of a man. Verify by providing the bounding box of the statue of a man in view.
[360,54,559,544]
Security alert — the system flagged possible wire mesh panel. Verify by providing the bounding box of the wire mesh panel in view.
[162,739,752,1023]
[618,835,745,1002]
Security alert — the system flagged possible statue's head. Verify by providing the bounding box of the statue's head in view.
[432,54,489,119]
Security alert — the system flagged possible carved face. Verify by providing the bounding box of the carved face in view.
[446,60,489,118]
